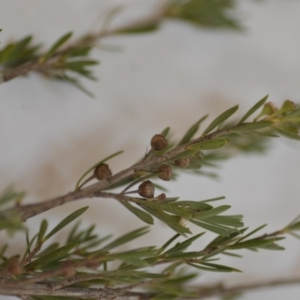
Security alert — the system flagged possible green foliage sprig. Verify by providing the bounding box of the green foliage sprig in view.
[1,97,300,299]
[1,2,300,299]
[0,0,240,94]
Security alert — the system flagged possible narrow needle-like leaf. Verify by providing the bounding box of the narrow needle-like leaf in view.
[238,95,269,124]
[201,105,238,137]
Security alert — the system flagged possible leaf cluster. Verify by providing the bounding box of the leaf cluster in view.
[68,97,300,240]
[0,98,300,300]
[1,205,299,300]
[0,188,25,233]
[165,0,241,29]
[0,0,241,93]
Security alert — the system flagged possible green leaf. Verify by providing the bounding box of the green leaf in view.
[208,215,244,227]
[232,121,272,132]
[22,231,38,261]
[43,32,72,61]
[194,205,231,220]
[75,150,123,190]
[235,224,267,244]
[67,46,92,57]
[117,23,159,34]
[286,215,300,229]
[107,247,156,266]
[0,209,24,233]
[287,221,300,231]
[156,202,193,219]
[36,243,60,257]
[0,188,25,207]
[238,95,269,124]
[200,196,225,203]
[229,238,282,250]
[274,127,300,140]
[133,198,191,219]
[187,139,228,150]
[158,234,181,254]
[178,115,208,146]
[102,227,149,251]
[55,73,95,98]
[190,220,232,236]
[260,243,285,251]
[62,59,98,80]
[25,244,76,270]
[164,251,201,260]
[201,105,238,137]
[288,106,300,117]
[175,200,212,210]
[166,0,241,30]
[37,219,48,244]
[0,44,14,64]
[44,207,88,240]
[142,206,191,235]
[163,232,205,255]
[120,201,154,225]
[161,127,170,138]
[187,262,241,273]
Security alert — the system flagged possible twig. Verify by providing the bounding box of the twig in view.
[2,257,101,288]
[4,124,256,222]
[196,276,300,299]
[0,283,143,300]
[1,276,300,299]
[0,8,165,84]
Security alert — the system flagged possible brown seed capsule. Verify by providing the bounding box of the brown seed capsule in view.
[7,258,22,275]
[94,164,112,180]
[155,193,166,201]
[175,157,191,168]
[138,180,155,198]
[61,260,76,277]
[150,134,168,151]
[158,164,172,181]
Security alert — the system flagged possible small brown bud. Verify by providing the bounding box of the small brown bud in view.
[263,102,278,115]
[155,193,166,201]
[60,260,76,277]
[94,164,112,180]
[138,180,155,198]
[175,157,190,168]
[157,164,172,181]
[151,134,168,151]
[281,100,295,113]
[7,257,22,275]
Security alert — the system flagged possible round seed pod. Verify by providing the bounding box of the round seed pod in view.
[138,180,155,198]
[175,157,190,168]
[151,134,168,151]
[155,193,166,201]
[158,164,172,181]
[61,260,76,277]
[94,164,112,180]
[7,258,22,275]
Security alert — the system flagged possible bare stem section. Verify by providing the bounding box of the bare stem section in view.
[0,277,299,299]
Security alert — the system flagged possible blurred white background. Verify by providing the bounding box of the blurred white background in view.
[1,0,300,299]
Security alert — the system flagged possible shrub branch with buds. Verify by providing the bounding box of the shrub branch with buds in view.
[1,2,300,300]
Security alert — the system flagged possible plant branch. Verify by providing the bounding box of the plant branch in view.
[6,123,270,222]
[1,276,300,299]
[0,7,165,84]
[196,276,300,299]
